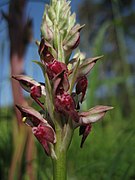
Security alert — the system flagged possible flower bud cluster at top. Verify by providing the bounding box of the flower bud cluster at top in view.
[13,0,113,157]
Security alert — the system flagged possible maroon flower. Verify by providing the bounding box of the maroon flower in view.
[79,124,92,148]
[76,76,88,103]
[16,105,56,155]
[55,92,79,122]
[46,60,68,80]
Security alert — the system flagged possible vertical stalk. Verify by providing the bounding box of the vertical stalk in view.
[52,121,67,180]
[52,117,74,180]
[52,150,67,180]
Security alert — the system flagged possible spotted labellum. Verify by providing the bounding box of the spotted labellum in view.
[13,0,113,160]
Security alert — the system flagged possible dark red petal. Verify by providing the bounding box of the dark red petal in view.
[79,124,92,148]
[53,71,69,95]
[46,60,68,80]
[33,127,50,155]
[76,76,88,103]
[32,123,56,155]
[79,125,86,136]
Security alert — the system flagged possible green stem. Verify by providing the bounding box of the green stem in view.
[52,150,67,180]
[52,121,67,180]
[52,118,74,180]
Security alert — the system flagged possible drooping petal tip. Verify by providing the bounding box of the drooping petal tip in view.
[79,124,92,148]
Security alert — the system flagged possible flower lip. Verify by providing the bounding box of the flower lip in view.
[32,123,56,155]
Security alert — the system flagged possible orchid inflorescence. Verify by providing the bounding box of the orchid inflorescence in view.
[12,0,113,159]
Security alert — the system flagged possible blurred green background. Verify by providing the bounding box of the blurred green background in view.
[0,0,135,179]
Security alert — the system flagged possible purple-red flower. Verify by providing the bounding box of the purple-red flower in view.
[16,105,56,155]
[55,91,79,122]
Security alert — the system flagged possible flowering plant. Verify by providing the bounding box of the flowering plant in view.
[12,0,113,179]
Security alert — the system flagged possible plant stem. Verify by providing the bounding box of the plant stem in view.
[52,117,74,180]
[52,149,67,180]
[51,115,67,180]
[53,126,67,179]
